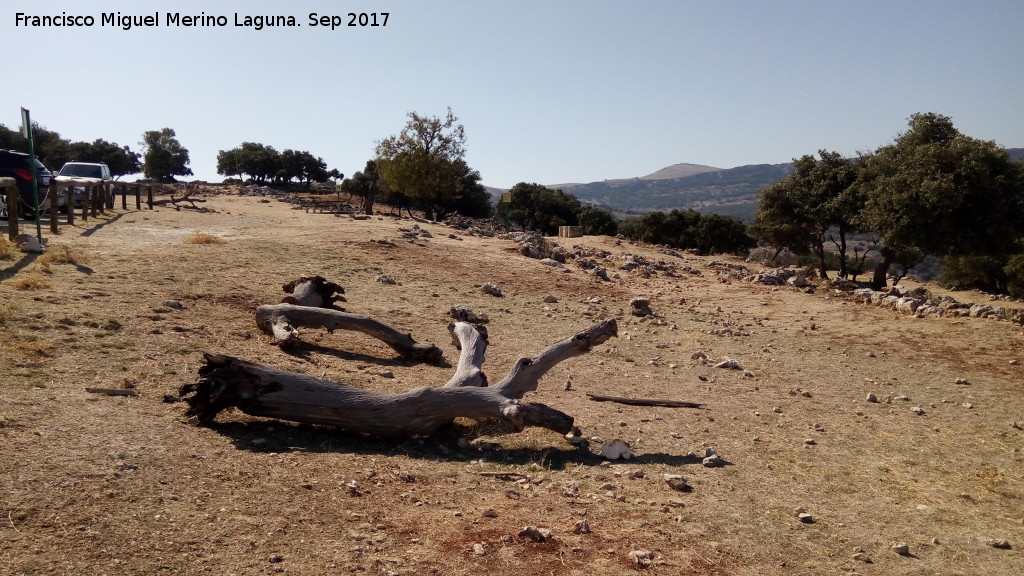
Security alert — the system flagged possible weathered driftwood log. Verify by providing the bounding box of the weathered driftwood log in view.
[280,275,346,309]
[179,319,617,437]
[151,185,207,210]
[255,303,443,361]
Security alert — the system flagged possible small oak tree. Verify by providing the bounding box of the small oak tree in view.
[141,128,193,182]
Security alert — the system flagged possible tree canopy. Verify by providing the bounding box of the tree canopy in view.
[141,128,193,182]
[859,113,1024,289]
[505,183,582,235]
[750,150,861,279]
[374,108,472,220]
[751,113,1024,293]
[1,124,140,177]
[217,143,336,187]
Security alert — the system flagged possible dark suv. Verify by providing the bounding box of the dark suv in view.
[0,149,55,218]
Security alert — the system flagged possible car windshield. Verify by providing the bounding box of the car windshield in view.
[59,164,103,178]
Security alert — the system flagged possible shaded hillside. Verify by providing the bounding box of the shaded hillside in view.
[567,163,794,220]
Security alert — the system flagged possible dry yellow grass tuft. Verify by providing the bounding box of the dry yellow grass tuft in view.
[8,270,52,290]
[36,243,88,268]
[183,231,226,245]
[0,237,19,260]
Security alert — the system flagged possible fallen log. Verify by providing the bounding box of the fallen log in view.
[254,303,443,361]
[179,319,617,437]
[586,393,703,409]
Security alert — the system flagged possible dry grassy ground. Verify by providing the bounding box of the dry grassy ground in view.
[1,191,1022,576]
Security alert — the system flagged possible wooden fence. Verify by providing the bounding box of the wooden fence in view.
[4,181,162,241]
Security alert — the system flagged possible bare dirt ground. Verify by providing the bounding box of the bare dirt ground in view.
[1,191,1022,576]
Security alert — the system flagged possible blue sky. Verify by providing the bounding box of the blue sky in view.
[5,0,1022,188]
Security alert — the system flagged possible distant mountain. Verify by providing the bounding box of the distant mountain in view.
[564,163,794,221]
[640,162,722,180]
[1009,147,1024,162]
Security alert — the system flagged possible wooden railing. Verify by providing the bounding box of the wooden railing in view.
[4,181,162,241]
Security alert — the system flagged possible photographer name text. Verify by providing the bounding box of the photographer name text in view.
[14,11,389,31]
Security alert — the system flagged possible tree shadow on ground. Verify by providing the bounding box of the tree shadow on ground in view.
[202,418,705,470]
[284,341,453,369]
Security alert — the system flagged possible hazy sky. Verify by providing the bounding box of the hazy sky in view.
[5,0,1022,188]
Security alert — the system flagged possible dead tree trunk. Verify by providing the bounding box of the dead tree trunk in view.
[179,318,617,437]
[255,303,443,361]
[280,275,346,309]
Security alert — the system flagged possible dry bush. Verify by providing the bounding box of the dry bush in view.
[0,237,19,260]
[8,270,52,290]
[183,232,226,245]
[36,243,88,269]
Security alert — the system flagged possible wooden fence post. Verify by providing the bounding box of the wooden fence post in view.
[65,183,75,226]
[121,183,127,209]
[147,184,154,209]
[134,183,141,209]
[80,186,90,222]
[3,180,19,240]
[49,183,59,234]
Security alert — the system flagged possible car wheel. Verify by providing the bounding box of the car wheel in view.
[0,195,7,219]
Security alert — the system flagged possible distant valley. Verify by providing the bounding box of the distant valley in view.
[488,148,1024,222]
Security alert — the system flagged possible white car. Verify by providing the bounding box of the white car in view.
[56,162,113,208]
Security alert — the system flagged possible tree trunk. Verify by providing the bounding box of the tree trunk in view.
[871,249,894,290]
[279,276,346,309]
[362,193,374,216]
[813,241,829,280]
[179,319,618,437]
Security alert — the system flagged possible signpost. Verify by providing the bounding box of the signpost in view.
[20,107,42,242]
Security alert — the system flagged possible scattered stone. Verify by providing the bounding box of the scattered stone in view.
[955,377,970,385]
[600,439,633,460]
[772,406,783,414]
[269,555,285,563]
[702,454,724,468]
[798,513,815,523]
[911,406,925,415]
[375,274,397,285]
[629,550,655,568]
[543,295,559,303]
[163,300,184,310]
[572,519,591,534]
[481,509,498,518]
[891,541,910,555]
[988,539,1012,549]
[630,297,654,317]
[664,475,691,492]
[473,543,486,556]
[481,282,504,297]
[715,358,742,370]
[15,234,44,253]
[518,526,551,542]
[540,258,564,268]
[866,393,879,403]
[851,552,873,563]
[804,438,816,446]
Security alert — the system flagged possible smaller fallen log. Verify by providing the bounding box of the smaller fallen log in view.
[255,303,442,362]
[85,388,139,397]
[586,393,703,409]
